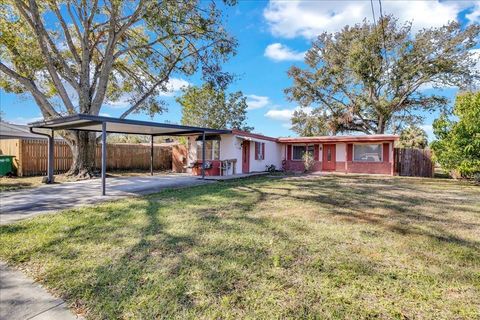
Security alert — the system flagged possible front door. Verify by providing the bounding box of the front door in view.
[322,144,336,171]
[242,141,250,173]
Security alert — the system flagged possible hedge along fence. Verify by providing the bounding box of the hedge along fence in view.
[0,138,174,177]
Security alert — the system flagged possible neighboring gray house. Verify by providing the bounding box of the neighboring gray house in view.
[0,121,52,139]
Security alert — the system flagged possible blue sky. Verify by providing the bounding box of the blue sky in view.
[1,0,479,140]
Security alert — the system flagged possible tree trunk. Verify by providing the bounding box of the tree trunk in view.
[64,131,98,179]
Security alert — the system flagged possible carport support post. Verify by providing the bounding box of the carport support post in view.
[202,131,206,179]
[150,135,154,176]
[47,129,54,183]
[101,122,107,196]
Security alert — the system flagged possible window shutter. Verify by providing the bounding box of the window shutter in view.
[347,144,353,161]
[383,143,389,162]
[287,144,292,160]
[314,144,319,161]
[254,142,258,160]
[262,143,265,160]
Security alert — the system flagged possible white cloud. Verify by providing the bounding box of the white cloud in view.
[99,113,111,117]
[265,108,294,121]
[264,43,305,62]
[246,94,270,110]
[160,78,189,97]
[420,124,433,132]
[420,124,435,141]
[264,0,476,39]
[466,3,480,23]
[264,106,312,122]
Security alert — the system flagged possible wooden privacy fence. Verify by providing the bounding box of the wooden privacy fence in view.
[394,148,434,177]
[0,138,174,176]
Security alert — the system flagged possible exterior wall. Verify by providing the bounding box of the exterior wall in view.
[188,135,396,176]
[219,134,243,174]
[188,133,282,175]
[248,139,282,173]
[345,141,394,175]
[187,134,242,175]
[346,162,392,175]
[283,141,395,175]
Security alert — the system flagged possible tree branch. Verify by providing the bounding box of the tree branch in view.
[50,1,81,64]
[0,62,59,118]
[19,0,77,114]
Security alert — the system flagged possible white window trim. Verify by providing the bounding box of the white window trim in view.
[291,144,314,161]
[353,143,383,162]
[292,145,305,161]
[255,142,265,160]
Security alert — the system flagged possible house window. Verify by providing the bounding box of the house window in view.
[353,144,382,162]
[196,140,220,161]
[255,142,265,160]
[292,145,314,160]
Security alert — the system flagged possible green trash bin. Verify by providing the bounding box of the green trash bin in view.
[0,155,15,176]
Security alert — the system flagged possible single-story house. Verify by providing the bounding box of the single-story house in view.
[0,121,56,139]
[187,130,399,176]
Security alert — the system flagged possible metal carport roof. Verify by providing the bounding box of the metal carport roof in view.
[28,114,231,136]
[29,114,231,196]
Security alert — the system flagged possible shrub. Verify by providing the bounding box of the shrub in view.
[431,91,480,179]
[302,152,315,172]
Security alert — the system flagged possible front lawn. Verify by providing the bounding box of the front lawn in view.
[0,175,479,319]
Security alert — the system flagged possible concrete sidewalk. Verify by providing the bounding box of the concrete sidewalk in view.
[0,262,82,320]
[0,174,212,225]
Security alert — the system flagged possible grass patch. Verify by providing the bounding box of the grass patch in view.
[1,175,479,319]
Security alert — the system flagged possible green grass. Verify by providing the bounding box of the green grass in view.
[1,175,479,319]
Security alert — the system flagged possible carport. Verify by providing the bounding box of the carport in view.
[28,114,229,195]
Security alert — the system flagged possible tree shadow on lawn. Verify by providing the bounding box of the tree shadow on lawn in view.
[82,189,287,318]
[240,175,480,251]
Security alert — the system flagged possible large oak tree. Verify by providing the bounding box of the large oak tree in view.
[286,16,479,135]
[0,0,236,177]
[177,83,252,131]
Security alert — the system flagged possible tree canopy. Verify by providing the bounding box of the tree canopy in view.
[397,125,428,149]
[287,16,479,135]
[431,91,480,179]
[0,0,236,176]
[290,108,330,137]
[177,83,252,131]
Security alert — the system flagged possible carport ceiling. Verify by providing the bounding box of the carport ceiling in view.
[28,114,231,136]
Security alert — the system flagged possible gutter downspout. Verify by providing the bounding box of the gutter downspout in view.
[29,127,55,183]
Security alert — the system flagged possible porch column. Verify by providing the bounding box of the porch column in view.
[202,131,206,179]
[150,135,154,176]
[101,122,107,196]
[47,129,54,183]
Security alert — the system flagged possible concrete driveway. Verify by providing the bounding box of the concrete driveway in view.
[0,174,212,225]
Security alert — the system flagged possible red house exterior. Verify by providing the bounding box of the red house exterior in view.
[279,135,399,175]
[187,132,399,176]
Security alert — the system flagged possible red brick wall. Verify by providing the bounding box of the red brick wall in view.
[335,161,346,172]
[346,161,392,175]
[284,160,322,172]
[283,142,394,175]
